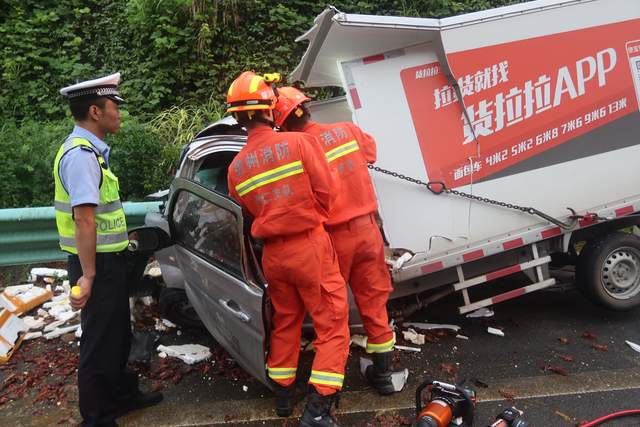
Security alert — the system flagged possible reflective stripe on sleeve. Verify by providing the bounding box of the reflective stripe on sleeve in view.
[235,161,303,196]
[366,337,395,354]
[325,140,359,163]
[309,370,344,388]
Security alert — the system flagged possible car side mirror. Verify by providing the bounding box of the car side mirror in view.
[127,227,172,253]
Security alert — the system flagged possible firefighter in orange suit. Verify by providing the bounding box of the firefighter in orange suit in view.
[226,72,349,427]
[274,87,399,395]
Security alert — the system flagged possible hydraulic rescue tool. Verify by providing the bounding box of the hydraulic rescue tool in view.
[415,379,476,427]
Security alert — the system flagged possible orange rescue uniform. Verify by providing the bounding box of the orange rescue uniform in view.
[227,126,349,395]
[302,121,395,353]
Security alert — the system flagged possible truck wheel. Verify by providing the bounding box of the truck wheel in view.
[576,232,640,311]
[159,287,205,329]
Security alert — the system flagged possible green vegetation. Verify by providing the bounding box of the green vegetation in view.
[0,0,524,208]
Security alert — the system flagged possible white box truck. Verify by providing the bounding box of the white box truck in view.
[291,0,640,314]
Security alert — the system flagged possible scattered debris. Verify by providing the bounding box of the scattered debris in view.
[472,378,489,388]
[359,357,409,391]
[22,316,45,330]
[541,364,568,376]
[487,327,505,337]
[440,362,459,377]
[581,331,597,341]
[24,331,43,340]
[402,328,425,345]
[0,311,29,362]
[29,268,67,282]
[157,344,212,365]
[44,324,80,340]
[555,410,573,423]
[498,388,517,401]
[466,307,495,318]
[0,285,53,315]
[403,322,461,332]
[144,260,162,278]
[625,340,640,353]
[391,252,413,271]
[558,337,570,344]
[394,344,421,352]
[351,334,367,349]
[592,343,608,352]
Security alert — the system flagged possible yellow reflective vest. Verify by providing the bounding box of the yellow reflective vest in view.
[53,137,128,254]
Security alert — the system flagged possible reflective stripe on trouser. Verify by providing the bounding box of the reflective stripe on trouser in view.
[328,216,395,352]
[267,366,296,381]
[264,226,349,396]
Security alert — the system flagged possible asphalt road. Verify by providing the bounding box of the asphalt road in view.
[2,272,640,426]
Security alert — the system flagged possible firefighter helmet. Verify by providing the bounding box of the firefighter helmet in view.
[226,71,277,113]
[273,86,311,128]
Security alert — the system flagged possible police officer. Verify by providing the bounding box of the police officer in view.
[55,73,162,426]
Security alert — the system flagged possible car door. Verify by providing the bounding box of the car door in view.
[167,177,268,385]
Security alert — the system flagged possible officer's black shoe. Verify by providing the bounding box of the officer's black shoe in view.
[116,390,163,418]
[365,351,396,395]
[299,392,341,427]
[274,382,306,417]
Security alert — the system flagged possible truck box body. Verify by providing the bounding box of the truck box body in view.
[292,0,640,284]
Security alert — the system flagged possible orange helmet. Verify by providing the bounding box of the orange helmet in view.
[226,71,277,113]
[273,86,311,127]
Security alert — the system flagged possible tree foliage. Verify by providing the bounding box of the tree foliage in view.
[0,0,525,207]
[1,0,524,121]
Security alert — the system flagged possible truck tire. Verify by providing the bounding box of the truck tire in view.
[158,287,204,329]
[576,232,640,311]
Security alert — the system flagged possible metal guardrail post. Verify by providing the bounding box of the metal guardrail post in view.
[0,202,161,266]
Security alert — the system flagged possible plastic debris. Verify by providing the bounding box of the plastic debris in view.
[359,357,409,391]
[144,260,162,278]
[403,322,461,332]
[158,352,167,358]
[44,324,80,340]
[456,334,469,340]
[242,385,248,392]
[22,316,45,330]
[392,252,413,271]
[29,268,67,282]
[395,344,421,352]
[75,326,83,338]
[141,296,154,306]
[44,319,66,333]
[350,334,367,349]
[156,344,212,365]
[24,331,43,340]
[626,340,640,353]
[487,327,505,337]
[0,285,53,315]
[402,328,425,345]
[466,307,495,318]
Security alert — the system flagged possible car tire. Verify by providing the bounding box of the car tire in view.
[576,231,640,311]
[158,287,205,329]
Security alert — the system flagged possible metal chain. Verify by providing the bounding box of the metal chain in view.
[368,165,577,229]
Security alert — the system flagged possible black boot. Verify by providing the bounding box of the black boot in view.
[365,351,396,395]
[274,382,304,417]
[299,392,342,427]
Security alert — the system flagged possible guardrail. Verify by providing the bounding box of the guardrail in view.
[0,202,161,266]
